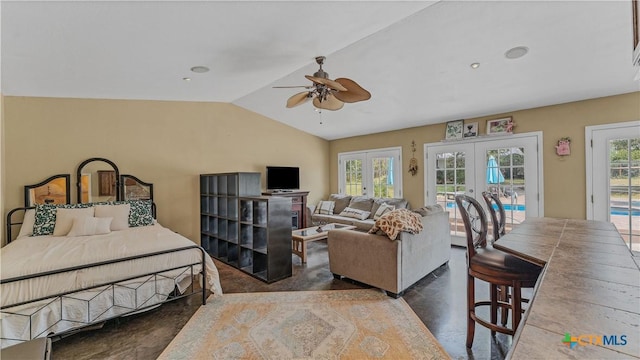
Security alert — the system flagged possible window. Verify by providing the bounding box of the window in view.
[338,147,402,198]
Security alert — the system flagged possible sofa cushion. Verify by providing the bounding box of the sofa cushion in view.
[339,207,371,220]
[328,194,352,214]
[373,203,396,220]
[370,198,409,218]
[314,200,335,215]
[413,204,445,216]
[313,214,355,227]
[348,196,374,212]
[368,208,424,240]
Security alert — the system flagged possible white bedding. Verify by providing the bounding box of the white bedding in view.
[0,223,222,347]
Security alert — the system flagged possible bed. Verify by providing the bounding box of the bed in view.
[1,158,222,349]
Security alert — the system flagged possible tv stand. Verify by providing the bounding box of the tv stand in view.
[262,190,309,229]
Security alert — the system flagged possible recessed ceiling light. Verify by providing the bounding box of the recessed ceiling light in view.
[505,46,529,59]
[190,66,210,73]
[183,77,191,81]
[470,62,480,69]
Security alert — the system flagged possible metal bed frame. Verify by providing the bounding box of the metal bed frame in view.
[2,207,208,346]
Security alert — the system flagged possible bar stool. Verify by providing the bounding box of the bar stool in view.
[482,191,509,325]
[482,191,506,242]
[455,194,541,348]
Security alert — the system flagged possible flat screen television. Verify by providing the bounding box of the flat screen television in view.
[266,166,300,190]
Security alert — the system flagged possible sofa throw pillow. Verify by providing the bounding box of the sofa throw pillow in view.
[339,207,371,220]
[328,194,352,214]
[67,216,112,237]
[370,198,409,219]
[413,204,444,216]
[368,208,423,240]
[348,196,374,212]
[314,200,335,215]
[373,203,396,220]
[32,203,94,236]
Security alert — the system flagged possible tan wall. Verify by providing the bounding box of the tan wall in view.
[329,92,640,219]
[3,96,329,245]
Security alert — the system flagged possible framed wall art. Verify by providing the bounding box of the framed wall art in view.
[445,119,464,140]
[463,122,478,138]
[486,117,514,135]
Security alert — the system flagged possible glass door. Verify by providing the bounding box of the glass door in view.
[425,133,542,246]
[425,143,475,244]
[587,122,640,251]
[339,147,402,198]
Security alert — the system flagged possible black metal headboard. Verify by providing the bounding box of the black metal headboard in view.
[8,157,156,243]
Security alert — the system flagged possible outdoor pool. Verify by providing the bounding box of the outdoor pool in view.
[445,203,638,216]
[445,202,525,211]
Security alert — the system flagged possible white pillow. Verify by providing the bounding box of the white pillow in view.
[374,203,396,220]
[339,207,371,221]
[314,201,335,215]
[95,204,130,231]
[67,217,112,237]
[17,209,36,238]
[53,207,95,236]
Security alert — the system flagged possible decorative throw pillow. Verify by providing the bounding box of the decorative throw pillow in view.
[368,208,424,240]
[17,209,36,239]
[124,200,153,227]
[347,196,374,212]
[373,203,396,220]
[95,203,131,230]
[339,207,371,220]
[106,200,154,227]
[370,198,409,218]
[413,204,444,216]
[32,203,93,236]
[328,194,352,214]
[314,201,335,215]
[67,217,112,237]
[53,207,96,236]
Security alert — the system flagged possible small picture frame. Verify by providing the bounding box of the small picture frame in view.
[445,119,464,140]
[463,122,478,138]
[486,117,514,135]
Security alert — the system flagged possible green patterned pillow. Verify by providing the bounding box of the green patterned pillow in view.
[32,203,94,236]
[126,200,153,227]
[107,200,154,227]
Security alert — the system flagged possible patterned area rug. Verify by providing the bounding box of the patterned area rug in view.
[158,289,450,359]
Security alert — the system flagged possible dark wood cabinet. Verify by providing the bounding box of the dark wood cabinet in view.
[98,170,116,196]
[262,190,309,229]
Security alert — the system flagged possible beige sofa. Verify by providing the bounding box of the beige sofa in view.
[327,210,451,297]
[308,194,410,231]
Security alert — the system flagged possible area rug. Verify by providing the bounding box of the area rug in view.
[157,289,450,360]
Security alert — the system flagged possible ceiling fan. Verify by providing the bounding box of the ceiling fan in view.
[274,56,371,111]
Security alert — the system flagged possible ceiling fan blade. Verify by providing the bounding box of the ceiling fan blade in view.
[286,92,311,108]
[273,85,313,89]
[312,94,344,111]
[333,78,372,103]
[305,75,348,92]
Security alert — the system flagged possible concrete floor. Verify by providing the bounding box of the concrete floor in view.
[51,243,516,359]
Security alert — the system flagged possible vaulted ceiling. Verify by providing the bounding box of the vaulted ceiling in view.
[2,1,638,140]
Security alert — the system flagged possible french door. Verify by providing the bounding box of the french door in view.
[338,147,402,198]
[586,121,640,251]
[424,133,543,246]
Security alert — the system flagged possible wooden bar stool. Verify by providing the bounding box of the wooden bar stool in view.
[482,191,509,326]
[455,194,541,348]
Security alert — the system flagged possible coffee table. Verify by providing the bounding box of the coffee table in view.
[292,223,356,263]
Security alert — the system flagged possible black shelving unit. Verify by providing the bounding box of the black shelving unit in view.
[200,173,292,283]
